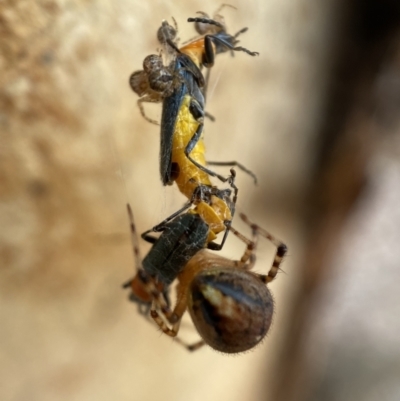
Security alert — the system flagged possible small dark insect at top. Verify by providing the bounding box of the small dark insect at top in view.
[192,3,235,35]
[130,7,259,124]
[162,7,259,71]
[182,18,258,70]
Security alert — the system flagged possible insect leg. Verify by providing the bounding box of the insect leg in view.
[206,169,238,251]
[140,201,193,243]
[207,160,258,184]
[233,26,248,39]
[187,17,224,29]
[203,34,217,67]
[184,106,233,185]
[207,34,259,56]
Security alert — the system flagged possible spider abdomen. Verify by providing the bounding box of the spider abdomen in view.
[188,268,274,353]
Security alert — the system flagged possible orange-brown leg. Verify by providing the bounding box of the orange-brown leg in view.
[150,299,182,337]
[227,213,287,282]
[149,287,189,337]
[238,213,287,283]
[226,224,257,270]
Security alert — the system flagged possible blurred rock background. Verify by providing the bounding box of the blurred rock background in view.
[1,1,400,401]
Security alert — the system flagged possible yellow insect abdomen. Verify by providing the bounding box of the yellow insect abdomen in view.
[172,95,212,199]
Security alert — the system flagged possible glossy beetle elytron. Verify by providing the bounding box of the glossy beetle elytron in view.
[123,205,208,314]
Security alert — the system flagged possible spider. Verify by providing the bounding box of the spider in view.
[124,203,287,353]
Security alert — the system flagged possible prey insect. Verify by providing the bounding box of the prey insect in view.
[124,204,287,353]
[137,53,240,250]
[130,11,258,193]
[151,90,247,251]
[137,49,255,251]
[130,10,258,250]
